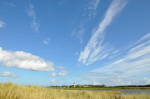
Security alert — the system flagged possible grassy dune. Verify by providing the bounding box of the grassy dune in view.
[0,82,150,99]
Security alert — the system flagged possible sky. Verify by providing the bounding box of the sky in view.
[0,0,150,86]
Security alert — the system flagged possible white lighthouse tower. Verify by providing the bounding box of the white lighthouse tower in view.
[73,82,76,87]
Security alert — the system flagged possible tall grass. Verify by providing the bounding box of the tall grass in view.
[0,82,150,99]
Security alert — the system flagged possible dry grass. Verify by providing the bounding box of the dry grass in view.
[0,82,150,99]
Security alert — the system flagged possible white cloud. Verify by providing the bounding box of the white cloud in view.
[50,73,57,77]
[57,66,65,69]
[0,47,54,72]
[71,27,85,43]
[125,33,150,50]
[71,0,100,43]
[0,21,6,28]
[0,72,18,78]
[50,79,57,82]
[80,73,150,86]
[80,33,150,86]
[27,2,40,33]
[83,0,100,19]
[87,0,100,18]
[50,79,63,83]
[58,0,69,5]
[43,38,50,45]
[93,41,150,74]
[58,70,69,76]
[9,3,15,7]
[93,82,100,85]
[43,40,48,45]
[78,0,127,65]
[74,52,79,56]
[49,70,69,77]
[4,3,15,7]
[50,79,63,85]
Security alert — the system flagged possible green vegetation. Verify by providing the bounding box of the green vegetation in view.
[53,86,150,90]
[50,84,150,90]
[0,82,150,99]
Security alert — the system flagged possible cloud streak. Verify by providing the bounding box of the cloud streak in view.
[71,27,85,43]
[49,70,69,77]
[56,66,65,69]
[0,21,6,28]
[125,33,150,50]
[0,47,54,72]
[94,40,150,74]
[87,0,100,18]
[0,72,18,78]
[3,3,15,7]
[50,79,63,85]
[72,0,100,43]
[27,2,40,33]
[43,38,50,45]
[78,0,127,65]
[80,33,150,86]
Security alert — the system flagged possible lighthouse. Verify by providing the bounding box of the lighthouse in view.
[73,82,76,87]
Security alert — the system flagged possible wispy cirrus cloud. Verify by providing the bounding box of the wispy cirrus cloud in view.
[50,79,63,84]
[43,38,50,45]
[3,3,15,7]
[80,33,150,85]
[0,72,18,78]
[93,39,150,74]
[49,66,69,77]
[71,26,85,43]
[49,70,69,77]
[125,33,150,50]
[56,66,65,69]
[0,47,54,72]
[74,52,79,56]
[86,0,100,18]
[27,2,40,33]
[50,79,57,82]
[58,0,69,5]
[0,21,6,28]
[78,0,127,65]
[72,0,100,43]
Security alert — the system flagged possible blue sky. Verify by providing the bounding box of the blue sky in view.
[0,0,150,86]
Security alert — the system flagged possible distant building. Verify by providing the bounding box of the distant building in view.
[83,85,89,87]
[73,83,76,87]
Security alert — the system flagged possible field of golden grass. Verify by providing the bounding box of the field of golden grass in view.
[0,82,150,99]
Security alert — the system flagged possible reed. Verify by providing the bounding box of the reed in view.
[0,82,150,99]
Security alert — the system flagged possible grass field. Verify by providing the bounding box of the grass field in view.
[0,82,150,99]
[52,86,150,90]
